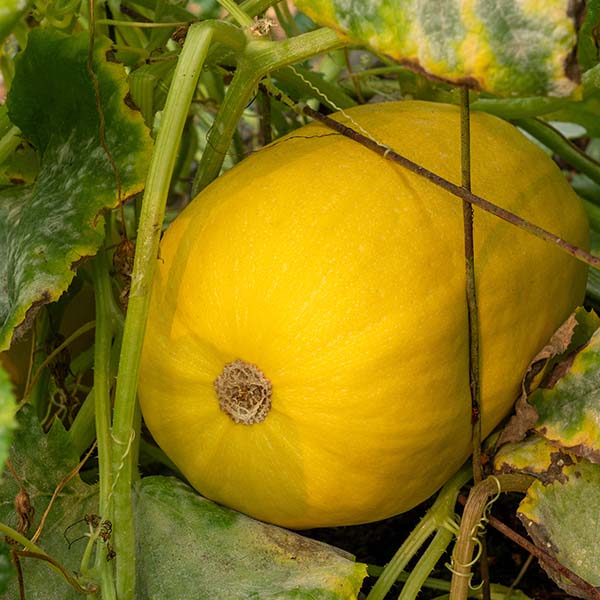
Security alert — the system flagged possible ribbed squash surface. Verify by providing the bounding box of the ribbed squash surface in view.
[139,101,588,528]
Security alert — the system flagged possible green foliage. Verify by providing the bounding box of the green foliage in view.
[0,29,153,352]
[0,0,34,44]
[0,407,98,598]
[0,541,13,595]
[0,362,16,476]
[577,0,600,71]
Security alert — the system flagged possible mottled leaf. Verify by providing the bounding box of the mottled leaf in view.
[295,0,579,97]
[497,308,599,445]
[529,326,600,462]
[135,476,367,600]
[0,407,99,599]
[518,461,600,598]
[0,28,153,351]
[494,435,579,484]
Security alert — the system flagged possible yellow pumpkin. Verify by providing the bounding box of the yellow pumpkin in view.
[138,101,588,528]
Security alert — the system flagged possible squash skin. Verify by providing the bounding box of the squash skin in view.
[138,101,588,528]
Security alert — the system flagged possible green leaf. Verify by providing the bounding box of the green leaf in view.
[0,363,16,479]
[585,198,600,305]
[518,461,600,596]
[542,65,600,137]
[295,0,579,97]
[135,476,367,600]
[577,0,600,71]
[0,28,153,351]
[529,326,600,461]
[0,407,99,599]
[0,0,34,44]
[128,57,177,126]
[0,541,13,594]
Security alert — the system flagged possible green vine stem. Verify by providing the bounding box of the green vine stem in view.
[110,22,216,600]
[366,463,473,600]
[449,474,533,600]
[367,566,532,599]
[192,26,346,196]
[68,388,95,454]
[513,117,600,187]
[398,527,456,600]
[0,522,95,593]
[239,0,278,18]
[91,248,117,599]
[470,97,569,120]
[218,0,253,27]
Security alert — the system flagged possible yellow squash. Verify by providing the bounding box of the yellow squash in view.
[138,101,588,528]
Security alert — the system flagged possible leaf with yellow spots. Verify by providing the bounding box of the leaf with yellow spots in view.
[295,0,580,97]
[518,461,600,598]
[494,435,579,483]
[529,326,600,462]
[0,29,153,351]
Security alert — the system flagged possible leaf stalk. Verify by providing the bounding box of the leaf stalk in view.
[110,22,215,600]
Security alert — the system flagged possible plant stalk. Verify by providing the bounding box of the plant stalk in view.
[460,87,489,600]
[449,474,533,600]
[367,463,472,600]
[514,117,600,187]
[110,22,215,600]
[397,527,455,600]
[91,250,117,599]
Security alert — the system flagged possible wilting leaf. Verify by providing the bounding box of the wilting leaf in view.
[135,476,367,599]
[529,326,600,462]
[519,461,600,598]
[497,308,599,445]
[494,434,579,484]
[0,28,153,351]
[295,0,579,97]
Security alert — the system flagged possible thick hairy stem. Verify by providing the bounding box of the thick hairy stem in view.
[110,23,215,600]
[449,474,533,600]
